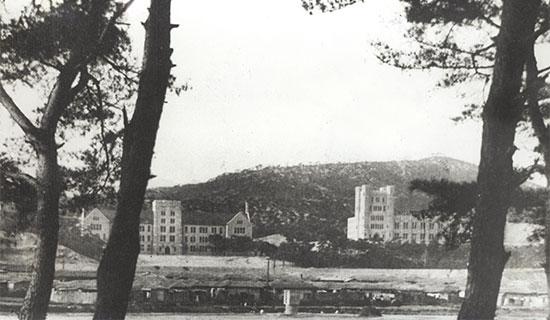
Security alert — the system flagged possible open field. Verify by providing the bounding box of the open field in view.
[0,312,546,320]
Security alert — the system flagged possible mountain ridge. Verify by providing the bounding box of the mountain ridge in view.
[146,156,478,241]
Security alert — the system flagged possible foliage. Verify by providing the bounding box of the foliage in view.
[0,0,137,210]
[410,178,547,247]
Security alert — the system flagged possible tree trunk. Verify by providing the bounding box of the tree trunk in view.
[542,154,550,320]
[19,139,60,320]
[93,1,173,319]
[457,1,541,319]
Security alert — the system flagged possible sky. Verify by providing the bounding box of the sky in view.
[0,0,544,186]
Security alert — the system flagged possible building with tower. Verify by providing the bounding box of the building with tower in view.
[347,184,441,244]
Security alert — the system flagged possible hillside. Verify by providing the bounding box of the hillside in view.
[147,157,478,241]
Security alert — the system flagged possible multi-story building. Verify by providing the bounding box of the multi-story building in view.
[83,199,254,255]
[347,185,441,244]
[150,200,183,255]
[182,208,253,254]
[139,208,154,254]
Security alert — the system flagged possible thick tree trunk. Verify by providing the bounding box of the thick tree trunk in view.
[543,156,550,320]
[19,140,60,320]
[93,1,173,319]
[457,1,541,319]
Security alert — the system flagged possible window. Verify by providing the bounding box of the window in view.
[170,211,175,216]
[184,236,188,242]
[382,197,386,203]
[375,197,379,202]
[140,225,145,232]
[190,246,196,252]
[170,219,175,224]
[199,236,208,243]
[184,226,188,232]
[160,235,166,242]
[234,227,245,234]
[429,223,435,230]
[403,233,409,239]
[420,222,426,229]
[169,226,175,233]
[148,225,151,232]
[411,234,417,242]
[161,211,166,216]
[403,222,409,229]
[199,227,208,233]
[190,236,196,243]
[147,235,151,241]
[420,233,426,240]
[429,234,434,241]
[140,235,145,241]
[412,222,417,229]
[160,226,166,232]
[190,226,196,233]
[211,227,217,233]
[93,216,99,221]
[91,224,102,230]
[383,206,386,211]
[395,233,400,238]
[394,222,400,229]
[169,235,175,242]
[140,244,144,251]
[236,220,243,225]
[219,227,224,234]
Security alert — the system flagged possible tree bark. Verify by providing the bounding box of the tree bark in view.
[93,1,173,319]
[18,138,60,320]
[457,1,541,319]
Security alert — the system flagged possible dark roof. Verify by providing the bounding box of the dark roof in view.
[92,207,117,222]
[182,210,233,226]
[89,206,154,224]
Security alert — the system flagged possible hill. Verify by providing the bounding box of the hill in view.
[147,156,478,242]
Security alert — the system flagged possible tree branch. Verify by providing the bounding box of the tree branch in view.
[0,83,40,140]
[4,171,38,189]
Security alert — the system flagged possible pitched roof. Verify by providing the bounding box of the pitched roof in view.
[87,206,154,224]
[182,210,233,226]
[89,208,117,222]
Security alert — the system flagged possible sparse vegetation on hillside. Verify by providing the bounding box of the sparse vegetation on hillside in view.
[147,157,478,242]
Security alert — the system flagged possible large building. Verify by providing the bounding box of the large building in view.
[347,185,441,244]
[139,200,253,255]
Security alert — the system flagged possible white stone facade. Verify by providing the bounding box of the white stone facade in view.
[347,185,441,244]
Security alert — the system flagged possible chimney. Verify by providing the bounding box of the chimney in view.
[244,201,250,221]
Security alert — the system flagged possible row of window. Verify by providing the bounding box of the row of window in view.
[370,224,384,230]
[184,226,224,234]
[159,235,176,242]
[139,225,152,232]
[189,245,209,252]
[159,218,176,224]
[140,235,152,242]
[234,227,246,234]
[90,224,102,230]
[370,215,384,221]
[370,205,386,212]
[159,226,176,233]
[394,222,438,230]
[160,210,177,216]
[395,233,436,241]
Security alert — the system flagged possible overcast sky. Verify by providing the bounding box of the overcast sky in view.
[1,0,543,186]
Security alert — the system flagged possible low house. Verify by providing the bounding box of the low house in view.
[50,280,97,305]
[500,292,547,309]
